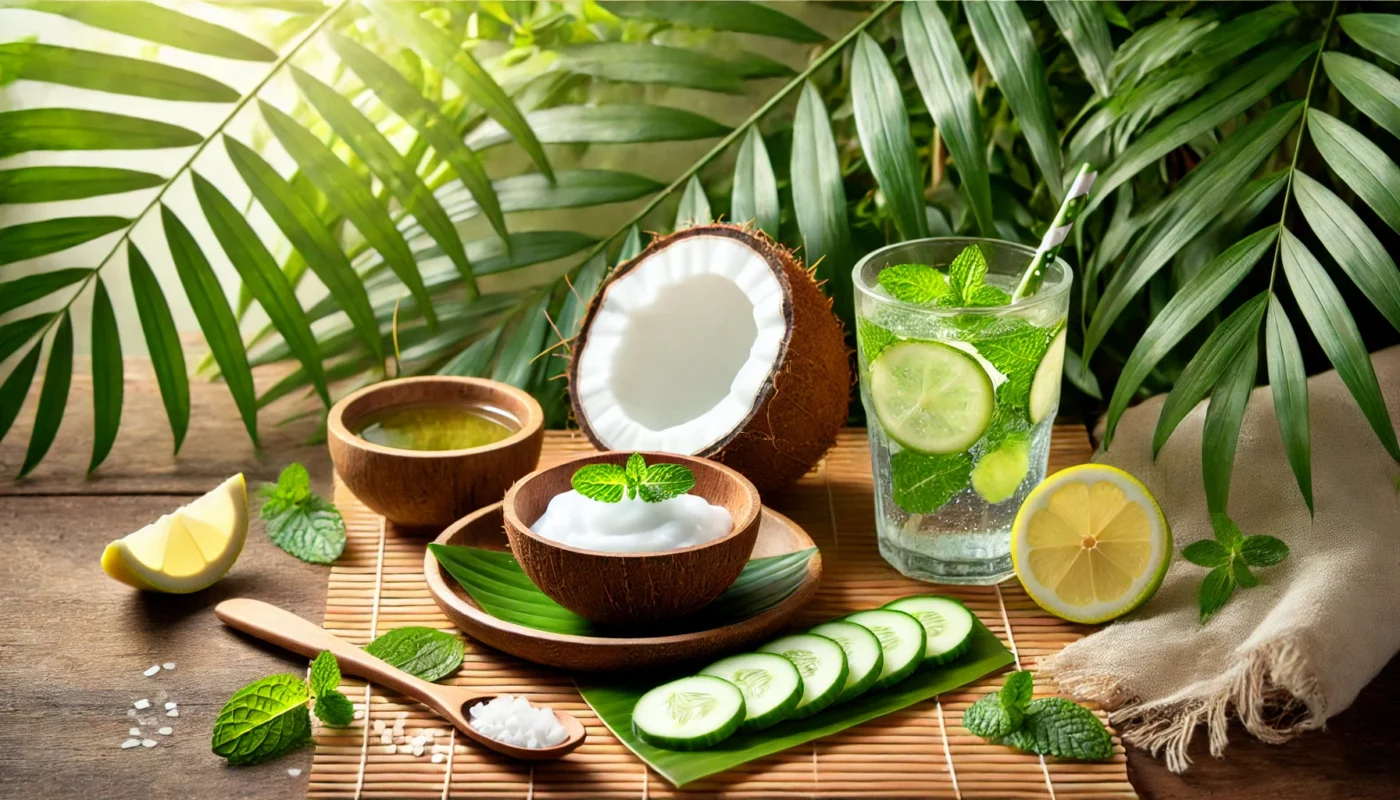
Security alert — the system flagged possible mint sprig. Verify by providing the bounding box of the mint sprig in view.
[571,453,697,503]
[964,670,1112,760]
[876,244,1011,308]
[1184,513,1290,624]
[878,263,950,304]
[258,463,346,564]
[213,651,358,764]
[365,626,464,682]
[309,651,355,728]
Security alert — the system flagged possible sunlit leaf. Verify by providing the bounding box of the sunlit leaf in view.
[435,169,663,222]
[491,292,552,390]
[731,127,779,239]
[619,225,646,263]
[0,166,163,204]
[1308,109,1400,235]
[0,43,238,102]
[792,81,854,326]
[465,104,729,149]
[600,1,825,42]
[1201,335,1257,513]
[0,109,200,158]
[1294,171,1400,334]
[128,242,188,452]
[18,311,73,478]
[675,175,711,230]
[20,1,276,61]
[1265,294,1311,513]
[1323,52,1400,142]
[0,216,129,266]
[0,268,89,316]
[88,278,123,474]
[557,43,745,94]
[851,33,926,240]
[1339,13,1400,66]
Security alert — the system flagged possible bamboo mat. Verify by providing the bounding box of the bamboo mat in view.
[311,427,1136,799]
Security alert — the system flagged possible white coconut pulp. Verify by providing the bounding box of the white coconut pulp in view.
[532,491,733,553]
[572,234,788,454]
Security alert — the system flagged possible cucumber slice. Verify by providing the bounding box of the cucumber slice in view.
[884,595,977,666]
[971,436,1031,504]
[870,340,995,455]
[844,609,926,691]
[1029,327,1066,424]
[808,621,883,704]
[632,675,745,751]
[758,634,848,719]
[700,652,803,731]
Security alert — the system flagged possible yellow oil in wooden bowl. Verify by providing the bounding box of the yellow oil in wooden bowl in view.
[355,403,517,452]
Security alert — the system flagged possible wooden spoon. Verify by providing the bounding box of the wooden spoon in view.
[214,598,586,760]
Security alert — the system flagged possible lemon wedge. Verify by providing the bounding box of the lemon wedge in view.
[1011,464,1171,624]
[102,474,248,593]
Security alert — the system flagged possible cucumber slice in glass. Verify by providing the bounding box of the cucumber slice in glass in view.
[870,340,995,455]
[1029,327,1066,424]
[808,621,883,704]
[884,595,976,666]
[758,633,848,719]
[632,675,745,751]
[844,609,927,690]
[700,652,803,731]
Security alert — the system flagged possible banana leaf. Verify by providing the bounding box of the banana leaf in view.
[577,617,1013,787]
[427,544,815,637]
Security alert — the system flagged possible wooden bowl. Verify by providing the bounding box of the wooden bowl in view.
[425,501,821,670]
[328,377,544,528]
[502,451,761,625]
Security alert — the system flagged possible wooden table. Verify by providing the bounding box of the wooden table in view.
[1,362,1395,799]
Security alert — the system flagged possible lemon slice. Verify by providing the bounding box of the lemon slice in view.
[1011,464,1171,623]
[102,474,248,593]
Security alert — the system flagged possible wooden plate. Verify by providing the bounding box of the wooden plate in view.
[424,502,822,671]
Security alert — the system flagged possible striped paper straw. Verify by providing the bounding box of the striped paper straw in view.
[1012,163,1097,302]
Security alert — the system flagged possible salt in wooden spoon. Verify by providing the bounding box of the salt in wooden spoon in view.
[214,597,586,760]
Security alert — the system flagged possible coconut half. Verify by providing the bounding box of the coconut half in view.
[569,224,850,493]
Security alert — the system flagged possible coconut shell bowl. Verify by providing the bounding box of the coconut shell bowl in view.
[328,377,544,529]
[502,451,761,626]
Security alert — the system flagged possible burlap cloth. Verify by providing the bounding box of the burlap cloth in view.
[1043,345,1400,772]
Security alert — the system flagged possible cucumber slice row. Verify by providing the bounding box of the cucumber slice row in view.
[632,675,745,751]
[700,652,803,731]
[884,595,976,666]
[844,609,926,690]
[759,634,848,719]
[808,620,883,704]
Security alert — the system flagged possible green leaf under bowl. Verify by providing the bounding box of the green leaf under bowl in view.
[427,544,816,637]
[577,618,1014,787]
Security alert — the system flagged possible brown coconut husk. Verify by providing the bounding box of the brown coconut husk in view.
[568,223,851,495]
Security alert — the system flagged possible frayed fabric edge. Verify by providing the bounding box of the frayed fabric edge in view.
[1040,636,1327,773]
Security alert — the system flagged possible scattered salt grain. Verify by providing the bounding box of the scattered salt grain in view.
[431,753,444,763]
[353,709,365,720]
[163,662,176,670]
[143,665,161,677]
[164,702,177,710]
[128,728,141,737]
[133,699,151,710]
[120,739,141,750]
[158,727,173,736]
[380,731,392,745]
[467,695,567,749]
[287,768,302,778]
[140,739,158,748]
[372,720,385,733]
[166,709,179,717]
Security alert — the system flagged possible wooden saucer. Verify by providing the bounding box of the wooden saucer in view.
[424,502,822,671]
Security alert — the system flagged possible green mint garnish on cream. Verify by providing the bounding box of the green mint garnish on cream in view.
[572,453,697,503]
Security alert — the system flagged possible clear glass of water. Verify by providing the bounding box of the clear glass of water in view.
[853,238,1072,584]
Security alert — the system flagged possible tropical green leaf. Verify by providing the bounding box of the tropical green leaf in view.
[732,51,796,79]
[1045,1,1114,97]
[1152,293,1267,457]
[851,33,926,240]
[792,81,854,325]
[1175,170,1287,282]
[491,293,552,390]
[127,242,188,452]
[1294,171,1400,334]
[1279,228,1400,461]
[557,43,746,95]
[438,325,503,379]
[18,312,73,478]
[362,0,553,181]
[1265,294,1311,513]
[0,268,89,316]
[902,0,994,235]
[0,166,163,204]
[1201,334,1257,514]
[0,43,238,102]
[600,1,825,42]
[1104,227,1276,447]
[0,216,129,266]
[87,278,123,474]
[1089,42,1315,212]
[466,104,729,149]
[965,0,1063,193]
[675,175,711,230]
[259,100,435,329]
[160,206,259,447]
[0,314,51,366]
[619,225,647,263]
[0,109,201,157]
[1107,12,1216,93]
[1323,52,1400,142]
[436,169,663,221]
[325,31,507,246]
[731,127,780,239]
[1085,102,1300,359]
[1308,109,1400,234]
[19,1,276,61]
[0,344,41,446]
[1339,13,1400,66]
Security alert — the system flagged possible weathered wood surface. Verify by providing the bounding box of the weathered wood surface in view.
[0,364,1395,799]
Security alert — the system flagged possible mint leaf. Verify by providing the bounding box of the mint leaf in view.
[572,463,629,503]
[1210,512,1244,551]
[1001,670,1034,711]
[1181,540,1230,568]
[1198,565,1235,624]
[312,690,355,727]
[639,462,696,503]
[1001,698,1114,761]
[857,318,899,363]
[964,691,1023,738]
[879,264,951,304]
[947,244,988,299]
[308,651,340,697]
[981,392,1031,450]
[365,627,464,682]
[1240,534,1289,567]
[977,321,1052,410]
[260,462,312,507]
[625,452,647,494]
[211,674,313,765]
[891,450,973,514]
[965,283,1011,307]
[1232,558,1260,588]
[261,490,346,565]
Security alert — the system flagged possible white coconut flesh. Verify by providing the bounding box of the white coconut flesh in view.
[574,234,789,454]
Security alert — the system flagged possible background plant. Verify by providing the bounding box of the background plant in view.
[3,1,1400,537]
